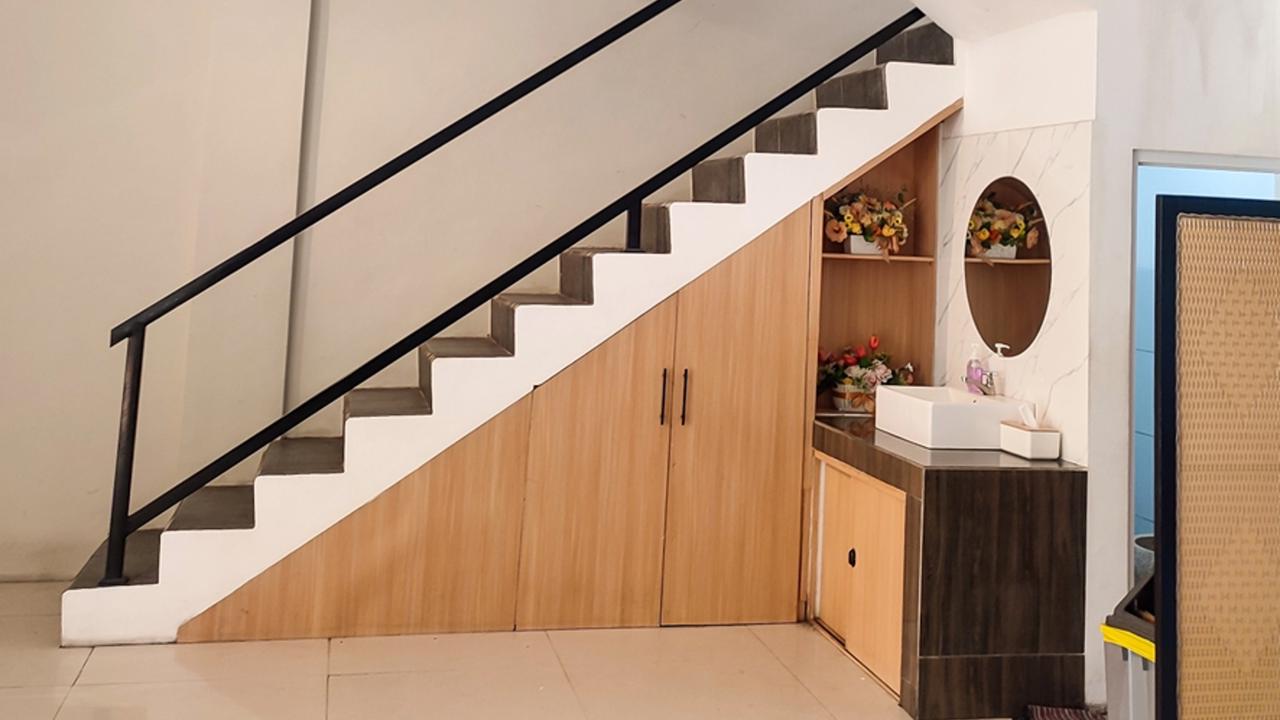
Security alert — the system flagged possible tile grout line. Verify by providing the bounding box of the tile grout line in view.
[746,625,839,720]
[53,626,94,719]
[543,630,591,719]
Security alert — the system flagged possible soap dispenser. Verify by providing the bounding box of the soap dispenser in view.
[987,343,1011,396]
[964,343,987,395]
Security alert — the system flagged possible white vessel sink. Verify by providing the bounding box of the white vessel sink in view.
[874,386,1033,450]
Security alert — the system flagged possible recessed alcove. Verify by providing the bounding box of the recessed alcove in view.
[963,176,1052,357]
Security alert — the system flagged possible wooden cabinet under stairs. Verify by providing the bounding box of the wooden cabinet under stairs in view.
[178,203,815,641]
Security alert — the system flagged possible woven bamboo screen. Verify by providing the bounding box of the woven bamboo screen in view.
[1175,214,1280,718]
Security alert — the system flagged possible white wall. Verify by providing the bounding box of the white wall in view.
[1090,0,1280,696]
[286,0,911,435]
[951,10,1097,137]
[0,2,310,580]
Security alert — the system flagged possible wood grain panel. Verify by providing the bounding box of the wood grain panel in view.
[799,195,825,619]
[661,205,811,625]
[178,398,533,642]
[843,466,906,693]
[818,462,856,642]
[819,258,936,386]
[919,469,1087,656]
[515,297,678,629]
[917,654,1084,720]
[963,261,1052,357]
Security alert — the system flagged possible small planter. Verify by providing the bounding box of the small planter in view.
[832,386,876,413]
[983,243,1017,260]
[845,238,883,255]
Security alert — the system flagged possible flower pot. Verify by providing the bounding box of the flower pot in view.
[832,387,876,413]
[844,238,882,255]
[832,388,857,412]
[981,243,1017,260]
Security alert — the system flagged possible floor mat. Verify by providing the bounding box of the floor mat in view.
[1027,706,1106,720]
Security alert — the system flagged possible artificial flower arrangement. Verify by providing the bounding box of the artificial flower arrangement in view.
[967,194,1043,260]
[817,335,915,413]
[823,189,916,257]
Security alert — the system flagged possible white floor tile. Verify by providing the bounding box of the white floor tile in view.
[56,676,327,720]
[329,630,551,676]
[0,582,65,617]
[328,631,582,719]
[549,625,834,719]
[0,685,69,720]
[328,668,584,720]
[77,639,328,685]
[0,616,89,689]
[750,624,909,720]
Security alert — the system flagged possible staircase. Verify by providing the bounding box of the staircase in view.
[63,20,961,646]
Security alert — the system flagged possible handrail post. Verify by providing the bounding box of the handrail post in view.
[625,199,642,251]
[100,328,146,586]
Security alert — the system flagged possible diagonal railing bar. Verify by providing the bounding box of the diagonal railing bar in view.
[103,7,926,584]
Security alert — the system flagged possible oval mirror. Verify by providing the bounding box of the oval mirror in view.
[963,176,1052,357]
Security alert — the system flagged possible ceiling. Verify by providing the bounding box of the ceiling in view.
[912,0,1096,40]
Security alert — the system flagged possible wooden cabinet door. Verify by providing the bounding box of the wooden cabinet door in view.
[844,467,906,693]
[661,206,811,625]
[516,297,678,629]
[818,461,857,642]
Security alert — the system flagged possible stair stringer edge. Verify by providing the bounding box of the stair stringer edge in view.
[61,62,962,646]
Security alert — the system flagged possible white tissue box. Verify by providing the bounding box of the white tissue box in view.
[999,421,1061,460]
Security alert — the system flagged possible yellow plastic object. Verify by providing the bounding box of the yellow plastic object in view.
[1100,623,1156,663]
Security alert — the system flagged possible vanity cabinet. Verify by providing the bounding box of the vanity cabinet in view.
[812,420,1088,720]
[819,458,906,692]
[516,204,811,629]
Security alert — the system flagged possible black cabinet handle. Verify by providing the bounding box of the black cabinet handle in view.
[680,369,689,425]
[848,548,857,568]
[659,368,669,425]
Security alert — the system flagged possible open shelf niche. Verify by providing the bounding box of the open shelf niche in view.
[811,125,940,411]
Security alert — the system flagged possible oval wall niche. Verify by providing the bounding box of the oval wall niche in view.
[963,176,1052,357]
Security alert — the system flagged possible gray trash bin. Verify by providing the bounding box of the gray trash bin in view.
[1102,574,1155,720]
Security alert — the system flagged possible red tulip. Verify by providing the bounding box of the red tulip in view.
[841,354,856,366]
[869,335,880,350]
[855,346,868,359]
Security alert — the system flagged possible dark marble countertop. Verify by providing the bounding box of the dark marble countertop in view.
[814,416,1084,473]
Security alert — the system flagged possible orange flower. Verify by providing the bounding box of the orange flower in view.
[824,217,848,244]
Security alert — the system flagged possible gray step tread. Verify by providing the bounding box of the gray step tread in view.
[875,22,954,66]
[563,246,631,257]
[69,529,162,590]
[260,437,344,476]
[422,337,512,360]
[755,112,818,155]
[692,157,746,203]
[169,485,255,532]
[493,292,588,307]
[815,66,888,110]
[345,387,431,419]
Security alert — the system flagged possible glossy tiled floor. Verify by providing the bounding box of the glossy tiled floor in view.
[0,581,909,719]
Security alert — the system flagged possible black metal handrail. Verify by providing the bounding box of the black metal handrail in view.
[100,6,926,585]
